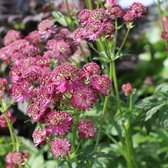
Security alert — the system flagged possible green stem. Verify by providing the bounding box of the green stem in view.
[4,112,16,151]
[112,61,120,110]
[85,0,93,9]
[65,0,74,31]
[124,95,138,168]
[79,44,88,63]
[115,26,131,58]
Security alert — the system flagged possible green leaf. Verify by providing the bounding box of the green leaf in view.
[52,11,67,26]
[145,103,166,121]
[29,153,44,168]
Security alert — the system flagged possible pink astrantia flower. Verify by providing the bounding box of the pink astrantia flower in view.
[6,151,24,166]
[45,110,73,135]
[0,111,15,128]
[27,100,49,122]
[11,81,33,102]
[25,30,41,44]
[51,63,79,93]
[50,138,71,158]
[85,20,104,40]
[105,4,125,20]
[21,45,40,57]
[123,11,136,22]
[161,31,168,42]
[78,9,91,26]
[32,128,47,146]
[103,22,115,37]
[73,28,86,43]
[80,62,101,78]
[71,86,97,110]
[130,2,146,18]
[122,83,132,96]
[78,119,97,139]
[46,39,72,63]
[38,19,57,39]
[91,75,112,96]
[4,30,21,46]
[90,8,105,21]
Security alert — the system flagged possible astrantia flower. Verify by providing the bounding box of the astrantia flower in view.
[123,11,136,22]
[122,83,132,96]
[46,111,73,135]
[21,45,40,57]
[6,152,24,165]
[80,62,101,78]
[78,119,97,139]
[0,112,15,128]
[38,19,57,39]
[90,8,105,21]
[32,128,47,146]
[103,22,115,37]
[50,138,71,158]
[11,81,33,102]
[161,31,168,42]
[25,30,41,44]
[0,78,8,88]
[51,63,79,93]
[4,30,21,46]
[73,28,86,43]
[46,39,72,63]
[71,86,97,110]
[105,4,125,20]
[27,101,49,122]
[85,20,104,40]
[91,75,112,96]
[130,2,146,18]
[78,9,91,26]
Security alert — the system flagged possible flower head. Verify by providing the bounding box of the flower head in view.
[123,11,136,22]
[71,86,97,110]
[78,119,97,139]
[91,75,112,96]
[4,30,21,46]
[45,111,73,135]
[105,4,125,20]
[38,19,57,39]
[122,83,132,96]
[0,112,15,128]
[6,152,24,166]
[11,81,33,102]
[32,128,47,146]
[50,138,71,158]
[80,62,101,78]
[130,2,146,18]
[78,9,91,26]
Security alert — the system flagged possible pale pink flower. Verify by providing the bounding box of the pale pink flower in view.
[4,30,21,46]
[91,75,112,96]
[32,128,47,146]
[122,83,132,96]
[50,138,71,158]
[78,119,97,139]
[46,110,73,135]
[71,86,97,110]
[0,111,15,128]
[130,2,146,18]
[38,19,57,39]
[11,81,33,102]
